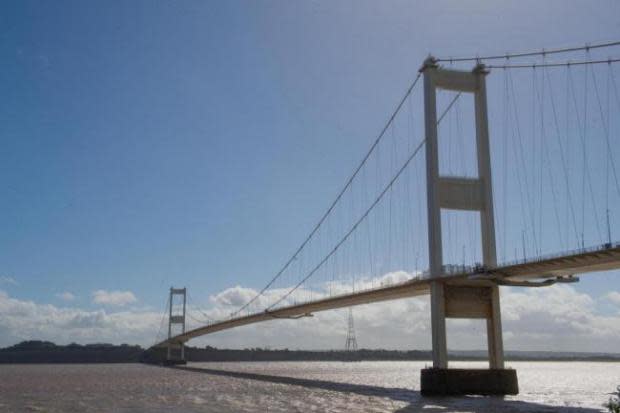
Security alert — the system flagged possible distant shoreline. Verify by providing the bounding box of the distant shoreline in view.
[2,341,620,364]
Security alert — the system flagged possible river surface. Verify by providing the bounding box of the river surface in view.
[0,361,617,412]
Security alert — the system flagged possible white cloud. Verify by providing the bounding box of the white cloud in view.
[56,292,75,301]
[0,290,161,347]
[500,285,620,351]
[0,276,17,286]
[605,291,620,306]
[92,290,137,307]
[211,285,258,307]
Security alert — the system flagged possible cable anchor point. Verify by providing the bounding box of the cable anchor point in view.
[419,56,438,73]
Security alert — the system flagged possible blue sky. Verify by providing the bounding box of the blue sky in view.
[1,1,620,350]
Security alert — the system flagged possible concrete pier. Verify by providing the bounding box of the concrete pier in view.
[420,368,518,395]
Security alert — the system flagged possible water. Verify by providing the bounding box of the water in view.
[0,361,617,412]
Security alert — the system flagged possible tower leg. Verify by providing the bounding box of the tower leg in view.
[487,285,504,369]
[430,282,447,368]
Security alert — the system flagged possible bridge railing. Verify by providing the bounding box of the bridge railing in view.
[497,241,620,269]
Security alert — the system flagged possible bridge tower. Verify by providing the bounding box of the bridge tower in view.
[166,287,187,364]
[419,57,518,395]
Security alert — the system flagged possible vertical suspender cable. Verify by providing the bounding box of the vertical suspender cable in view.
[568,67,604,244]
[583,56,588,248]
[508,70,538,256]
[590,64,620,198]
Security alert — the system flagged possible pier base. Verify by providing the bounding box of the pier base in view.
[163,359,187,366]
[420,368,518,396]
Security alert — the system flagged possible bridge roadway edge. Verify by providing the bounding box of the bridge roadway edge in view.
[154,245,620,349]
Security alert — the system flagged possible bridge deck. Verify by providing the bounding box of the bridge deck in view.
[154,244,620,348]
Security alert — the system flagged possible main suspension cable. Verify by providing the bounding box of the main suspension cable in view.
[230,72,423,317]
[436,41,620,63]
[486,58,620,70]
[152,294,170,347]
[266,93,461,310]
[187,292,216,322]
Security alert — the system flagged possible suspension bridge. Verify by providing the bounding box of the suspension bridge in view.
[150,41,620,395]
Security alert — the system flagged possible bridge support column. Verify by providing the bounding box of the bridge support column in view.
[165,287,187,365]
[419,57,517,395]
[487,284,504,369]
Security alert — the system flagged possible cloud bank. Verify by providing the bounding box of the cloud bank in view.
[1,273,620,352]
[0,290,160,347]
[606,291,620,307]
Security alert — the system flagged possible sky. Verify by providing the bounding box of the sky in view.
[1,0,620,352]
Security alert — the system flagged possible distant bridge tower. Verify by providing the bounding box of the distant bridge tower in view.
[167,287,187,363]
[419,57,517,395]
[344,307,358,351]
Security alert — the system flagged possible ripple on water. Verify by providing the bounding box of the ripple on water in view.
[0,361,616,412]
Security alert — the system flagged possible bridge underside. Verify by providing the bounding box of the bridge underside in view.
[154,245,620,349]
